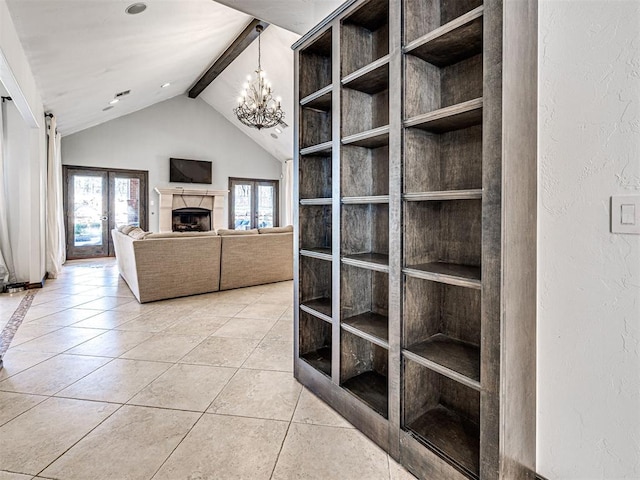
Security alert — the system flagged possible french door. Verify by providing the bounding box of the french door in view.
[64,166,148,259]
[229,177,279,230]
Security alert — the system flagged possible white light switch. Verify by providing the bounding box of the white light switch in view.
[612,195,640,234]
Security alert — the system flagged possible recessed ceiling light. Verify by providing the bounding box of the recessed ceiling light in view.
[109,98,119,105]
[161,82,171,88]
[274,127,282,134]
[102,106,114,111]
[125,3,147,14]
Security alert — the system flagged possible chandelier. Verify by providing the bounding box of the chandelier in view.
[234,25,285,130]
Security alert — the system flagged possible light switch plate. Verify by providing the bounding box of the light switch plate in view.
[611,195,640,234]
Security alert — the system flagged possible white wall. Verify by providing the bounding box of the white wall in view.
[62,94,283,232]
[0,0,47,284]
[538,1,640,478]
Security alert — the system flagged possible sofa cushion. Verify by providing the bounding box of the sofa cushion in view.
[258,225,293,234]
[120,225,137,234]
[216,228,259,236]
[145,231,218,239]
[128,227,150,240]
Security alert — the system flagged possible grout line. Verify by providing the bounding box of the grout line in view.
[268,386,304,479]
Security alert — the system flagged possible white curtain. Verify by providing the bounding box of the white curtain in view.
[283,159,294,226]
[0,99,15,287]
[45,116,65,278]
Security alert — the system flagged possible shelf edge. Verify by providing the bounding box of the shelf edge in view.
[403,190,483,201]
[299,249,333,261]
[404,6,484,55]
[341,54,390,86]
[402,349,481,391]
[402,267,481,289]
[342,322,389,349]
[300,304,333,324]
[342,257,390,273]
[403,98,483,129]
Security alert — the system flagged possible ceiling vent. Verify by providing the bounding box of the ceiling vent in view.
[115,90,131,98]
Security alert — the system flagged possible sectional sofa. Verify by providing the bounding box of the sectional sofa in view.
[111,226,293,303]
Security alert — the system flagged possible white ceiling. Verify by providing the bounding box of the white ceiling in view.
[4,0,342,160]
[214,0,343,35]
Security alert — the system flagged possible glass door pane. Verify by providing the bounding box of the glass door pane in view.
[66,170,109,259]
[257,184,275,228]
[233,183,253,230]
[114,176,141,228]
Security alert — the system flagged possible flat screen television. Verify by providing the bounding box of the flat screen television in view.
[169,158,212,184]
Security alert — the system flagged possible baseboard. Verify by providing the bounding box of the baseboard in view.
[27,272,49,289]
[537,473,550,480]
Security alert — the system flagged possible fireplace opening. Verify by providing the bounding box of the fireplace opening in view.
[172,207,212,232]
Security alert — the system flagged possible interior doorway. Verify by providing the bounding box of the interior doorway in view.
[63,166,148,259]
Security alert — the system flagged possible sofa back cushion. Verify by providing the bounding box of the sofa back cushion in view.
[217,228,259,236]
[145,231,218,239]
[258,225,293,234]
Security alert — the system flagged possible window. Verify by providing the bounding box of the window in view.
[229,177,279,230]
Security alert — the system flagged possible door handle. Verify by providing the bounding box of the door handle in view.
[101,216,108,221]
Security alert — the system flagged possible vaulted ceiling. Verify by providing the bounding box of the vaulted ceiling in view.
[4,0,343,161]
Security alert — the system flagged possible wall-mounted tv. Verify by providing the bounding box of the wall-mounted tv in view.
[169,158,212,184]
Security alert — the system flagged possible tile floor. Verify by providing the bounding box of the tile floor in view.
[0,258,415,480]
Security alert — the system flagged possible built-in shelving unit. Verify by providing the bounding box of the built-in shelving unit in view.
[294,0,537,478]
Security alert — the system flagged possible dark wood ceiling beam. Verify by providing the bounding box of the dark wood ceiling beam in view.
[188,18,269,99]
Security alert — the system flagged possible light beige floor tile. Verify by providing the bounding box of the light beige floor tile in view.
[129,363,236,411]
[71,309,142,329]
[73,296,135,310]
[66,330,154,357]
[40,294,103,309]
[209,289,262,305]
[26,308,99,326]
[257,291,294,306]
[0,471,32,479]
[292,389,353,428]
[235,303,289,320]
[153,414,288,480]
[56,358,171,403]
[115,312,180,332]
[110,301,158,314]
[0,391,47,426]
[22,305,68,322]
[11,327,107,354]
[119,334,205,362]
[163,315,230,336]
[271,423,390,480]
[208,369,301,421]
[212,317,277,340]
[243,338,293,372]
[389,457,418,479]
[0,351,56,381]
[41,405,199,480]
[30,291,68,306]
[179,337,259,367]
[0,397,118,475]
[196,302,246,317]
[280,307,294,322]
[8,324,63,347]
[264,319,293,342]
[0,354,110,396]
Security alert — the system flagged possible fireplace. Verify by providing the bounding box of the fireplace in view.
[155,187,228,232]
[172,207,211,232]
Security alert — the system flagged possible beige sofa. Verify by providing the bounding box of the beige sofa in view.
[112,226,293,303]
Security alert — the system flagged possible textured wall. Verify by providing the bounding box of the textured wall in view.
[538,1,640,478]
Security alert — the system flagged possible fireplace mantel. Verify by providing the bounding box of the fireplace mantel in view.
[154,187,228,232]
